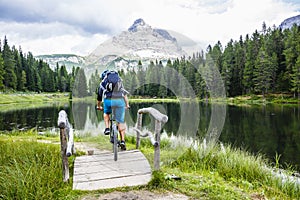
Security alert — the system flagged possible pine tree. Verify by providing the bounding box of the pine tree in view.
[13,46,23,91]
[25,52,36,91]
[0,53,4,90]
[88,69,100,95]
[291,55,300,99]
[19,70,26,91]
[253,45,273,97]
[2,36,17,90]
[73,68,88,97]
[243,34,259,94]
[221,39,234,96]
[231,36,245,96]
[33,67,42,92]
[19,49,27,91]
[211,41,223,72]
[165,59,175,97]
[136,60,146,95]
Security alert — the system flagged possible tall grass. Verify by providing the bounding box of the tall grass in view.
[0,138,75,200]
[169,143,300,199]
[1,132,299,199]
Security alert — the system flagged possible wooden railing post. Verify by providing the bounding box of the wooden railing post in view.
[134,107,168,171]
[154,120,161,170]
[57,110,74,182]
[59,123,69,182]
[136,113,143,149]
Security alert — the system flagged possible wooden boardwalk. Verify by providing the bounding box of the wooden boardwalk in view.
[73,150,152,190]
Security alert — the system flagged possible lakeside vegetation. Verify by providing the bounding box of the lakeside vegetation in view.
[0,92,299,107]
[0,131,299,200]
[0,92,70,104]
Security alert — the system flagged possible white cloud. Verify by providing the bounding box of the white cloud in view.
[0,0,299,56]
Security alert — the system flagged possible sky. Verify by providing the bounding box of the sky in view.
[0,0,299,56]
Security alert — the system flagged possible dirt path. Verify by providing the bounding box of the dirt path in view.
[80,190,189,200]
[75,141,110,155]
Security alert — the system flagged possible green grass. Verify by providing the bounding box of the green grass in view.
[82,134,300,199]
[129,98,179,103]
[0,132,299,200]
[0,92,70,112]
[0,137,74,199]
[0,92,70,104]
[227,94,299,105]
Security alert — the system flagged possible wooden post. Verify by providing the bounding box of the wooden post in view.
[154,120,161,170]
[136,107,168,171]
[58,110,70,182]
[66,125,74,157]
[59,125,69,182]
[136,113,143,149]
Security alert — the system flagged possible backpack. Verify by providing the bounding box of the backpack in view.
[104,71,122,92]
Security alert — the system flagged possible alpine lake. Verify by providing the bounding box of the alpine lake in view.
[1,100,299,172]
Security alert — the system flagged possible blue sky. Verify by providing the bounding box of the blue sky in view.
[0,0,299,56]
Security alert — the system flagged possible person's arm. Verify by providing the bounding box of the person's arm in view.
[97,100,103,110]
[97,82,104,110]
[124,95,130,109]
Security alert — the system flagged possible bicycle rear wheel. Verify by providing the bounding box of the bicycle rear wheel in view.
[112,125,118,161]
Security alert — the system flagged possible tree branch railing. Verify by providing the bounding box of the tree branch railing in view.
[57,110,75,182]
[133,107,168,170]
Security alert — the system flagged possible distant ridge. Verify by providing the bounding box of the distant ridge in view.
[279,14,300,29]
[35,54,85,72]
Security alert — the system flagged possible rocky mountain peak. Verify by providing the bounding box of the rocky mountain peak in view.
[85,18,201,70]
[128,18,147,32]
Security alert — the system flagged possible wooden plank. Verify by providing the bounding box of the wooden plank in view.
[73,150,152,190]
[73,174,151,190]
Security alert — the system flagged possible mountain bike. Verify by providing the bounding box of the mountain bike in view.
[95,105,120,161]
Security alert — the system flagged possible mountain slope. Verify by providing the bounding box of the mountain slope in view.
[85,18,194,68]
[279,14,300,29]
[35,54,85,72]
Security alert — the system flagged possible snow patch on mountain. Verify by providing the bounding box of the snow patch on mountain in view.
[35,54,85,72]
[279,14,300,30]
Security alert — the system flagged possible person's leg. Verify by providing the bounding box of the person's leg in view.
[118,123,126,141]
[103,98,112,135]
[113,99,126,150]
[103,113,110,128]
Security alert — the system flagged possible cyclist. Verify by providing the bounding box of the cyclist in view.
[96,70,129,150]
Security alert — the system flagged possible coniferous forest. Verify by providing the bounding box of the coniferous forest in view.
[1,23,300,99]
[116,23,300,99]
[0,36,81,94]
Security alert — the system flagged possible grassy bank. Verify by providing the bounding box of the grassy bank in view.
[0,92,70,104]
[1,92,299,106]
[0,92,71,112]
[0,131,299,199]
[227,94,299,105]
[130,94,300,105]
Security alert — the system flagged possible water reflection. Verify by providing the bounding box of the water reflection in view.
[0,101,299,170]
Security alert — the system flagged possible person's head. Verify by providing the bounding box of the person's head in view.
[101,70,108,80]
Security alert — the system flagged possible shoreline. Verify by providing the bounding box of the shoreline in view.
[0,92,299,104]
